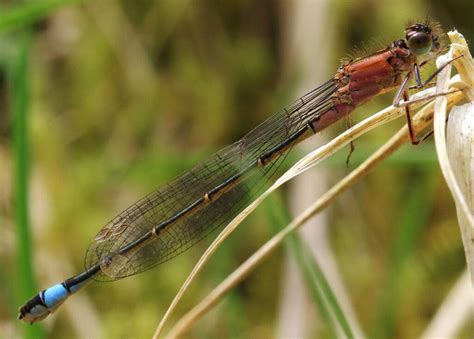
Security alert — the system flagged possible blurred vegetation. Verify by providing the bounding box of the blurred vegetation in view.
[1,0,473,338]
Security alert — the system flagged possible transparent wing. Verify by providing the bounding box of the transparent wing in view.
[85,79,338,281]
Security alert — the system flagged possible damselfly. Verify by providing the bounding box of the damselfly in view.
[19,19,451,323]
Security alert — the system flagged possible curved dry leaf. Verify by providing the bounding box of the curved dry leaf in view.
[434,30,474,285]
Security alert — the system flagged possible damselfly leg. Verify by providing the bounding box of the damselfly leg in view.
[393,55,463,144]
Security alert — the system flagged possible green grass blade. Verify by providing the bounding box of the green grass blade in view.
[0,0,84,33]
[370,175,431,338]
[293,235,355,339]
[11,33,44,338]
[265,194,354,338]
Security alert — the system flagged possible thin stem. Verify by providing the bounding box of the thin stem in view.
[163,90,463,338]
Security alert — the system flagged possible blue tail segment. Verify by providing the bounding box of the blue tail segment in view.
[18,283,71,324]
[18,266,99,324]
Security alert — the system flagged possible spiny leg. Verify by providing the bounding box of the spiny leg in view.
[409,55,463,90]
[393,56,464,144]
[403,90,419,145]
[393,72,419,144]
[344,116,355,166]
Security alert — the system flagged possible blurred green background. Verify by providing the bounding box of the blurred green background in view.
[1,0,473,338]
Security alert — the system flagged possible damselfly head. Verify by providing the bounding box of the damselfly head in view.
[405,20,444,57]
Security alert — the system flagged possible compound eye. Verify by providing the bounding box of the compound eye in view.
[407,32,432,55]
